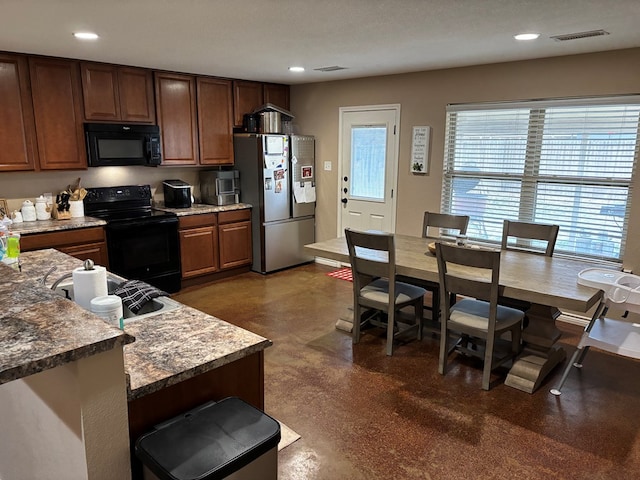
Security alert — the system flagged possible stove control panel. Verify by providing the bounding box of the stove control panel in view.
[85,185,152,204]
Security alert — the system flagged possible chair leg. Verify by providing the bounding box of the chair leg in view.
[386,308,395,356]
[438,323,448,375]
[511,324,522,356]
[352,301,361,344]
[416,300,423,341]
[482,334,495,390]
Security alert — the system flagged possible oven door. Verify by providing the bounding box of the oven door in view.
[105,216,181,292]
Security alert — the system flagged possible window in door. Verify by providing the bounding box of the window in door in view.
[441,96,640,261]
[350,126,387,200]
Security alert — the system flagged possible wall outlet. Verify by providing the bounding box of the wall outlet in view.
[324,161,332,171]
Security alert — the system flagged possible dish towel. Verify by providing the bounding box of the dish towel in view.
[113,280,169,314]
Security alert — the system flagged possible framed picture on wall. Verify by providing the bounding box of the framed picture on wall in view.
[410,126,430,174]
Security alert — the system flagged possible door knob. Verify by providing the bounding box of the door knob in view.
[341,198,348,204]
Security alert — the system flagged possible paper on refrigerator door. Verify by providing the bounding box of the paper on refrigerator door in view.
[293,181,316,203]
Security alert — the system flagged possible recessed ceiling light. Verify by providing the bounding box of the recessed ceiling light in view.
[73,32,99,40]
[288,66,305,73]
[514,33,540,41]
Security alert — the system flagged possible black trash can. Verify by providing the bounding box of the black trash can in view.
[135,397,281,480]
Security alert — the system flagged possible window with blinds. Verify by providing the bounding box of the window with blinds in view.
[441,96,640,261]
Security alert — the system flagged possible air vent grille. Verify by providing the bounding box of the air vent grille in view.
[551,29,610,42]
[314,65,348,72]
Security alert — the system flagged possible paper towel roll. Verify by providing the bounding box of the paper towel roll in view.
[72,265,108,311]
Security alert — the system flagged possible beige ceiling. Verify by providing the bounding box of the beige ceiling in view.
[1,0,639,85]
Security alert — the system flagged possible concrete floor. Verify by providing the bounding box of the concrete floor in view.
[174,262,640,480]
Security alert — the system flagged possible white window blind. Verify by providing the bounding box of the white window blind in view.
[442,96,640,261]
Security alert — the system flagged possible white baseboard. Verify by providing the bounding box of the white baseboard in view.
[313,257,342,268]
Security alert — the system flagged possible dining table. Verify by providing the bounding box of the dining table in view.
[304,234,606,393]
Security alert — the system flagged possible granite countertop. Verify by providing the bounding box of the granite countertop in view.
[8,203,251,235]
[154,202,252,216]
[9,216,107,235]
[0,249,133,384]
[2,248,271,401]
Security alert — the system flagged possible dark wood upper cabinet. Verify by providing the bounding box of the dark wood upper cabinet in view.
[81,63,155,123]
[233,80,263,127]
[0,53,38,171]
[155,72,198,165]
[197,77,234,165]
[29,57,87,170]
[263,83,290,111]
[118,67,155,122]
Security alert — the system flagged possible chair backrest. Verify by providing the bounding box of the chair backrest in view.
[422,212,470,238]
[501,220,559,256]
[345,228,395,295]
[435,242,501,324]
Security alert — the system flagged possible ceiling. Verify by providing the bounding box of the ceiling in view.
[2,0,639,85]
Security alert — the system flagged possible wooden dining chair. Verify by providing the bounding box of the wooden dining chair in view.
[501,220,559,257]
[422,212,469,239]
[345,228,427,356]
[402,212,470,327]
[436,242,524,390]
[500,219,560,314]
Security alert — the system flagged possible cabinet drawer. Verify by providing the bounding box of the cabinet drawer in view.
[218,209,251,224]
[21,227,106,251]
[179,213,217,229]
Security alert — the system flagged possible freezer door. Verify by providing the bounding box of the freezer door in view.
[291,135,316,218]
[263,135,290,222]
[259,217,315,273]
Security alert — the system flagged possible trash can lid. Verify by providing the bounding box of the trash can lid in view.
[135,397,281,480]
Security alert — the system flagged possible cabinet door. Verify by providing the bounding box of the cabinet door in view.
[180,226,219,278]
[233,80,263,127]
[263,83,290,111]
[29,57,87,170]
[58,242,110,268]
[218,221,252,269]
[155,72,198,165]
[118,67,155,123]
[0,53,38,171]
[81,63,121,121]
[197,77,234,165]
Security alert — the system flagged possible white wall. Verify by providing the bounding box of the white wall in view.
[0,348,131,480]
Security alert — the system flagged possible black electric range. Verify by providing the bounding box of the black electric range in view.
[84,185,181,293]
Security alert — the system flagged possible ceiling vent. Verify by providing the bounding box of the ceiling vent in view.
[550,29,610,42]
[314,65,348,72]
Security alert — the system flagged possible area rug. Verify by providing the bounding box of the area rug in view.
[277,421,301,451]
[326,267,352,282]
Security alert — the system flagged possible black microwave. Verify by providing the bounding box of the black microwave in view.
[85,123,162,167]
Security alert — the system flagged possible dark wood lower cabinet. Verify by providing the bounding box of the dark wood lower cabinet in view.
[179,210,252,281]
[20,226,109,267]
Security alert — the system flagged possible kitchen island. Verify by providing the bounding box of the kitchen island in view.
[0,248,272,480]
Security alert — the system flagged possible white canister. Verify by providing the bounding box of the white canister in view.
[69,200,84,218]
[21,200,36,222]
[12,211,23,223]
[35,196,50,221]
[90,295,124,327]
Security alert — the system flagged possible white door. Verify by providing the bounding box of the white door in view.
[338,105,400,235]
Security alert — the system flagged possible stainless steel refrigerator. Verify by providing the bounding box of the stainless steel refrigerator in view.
[233,133,316,273]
